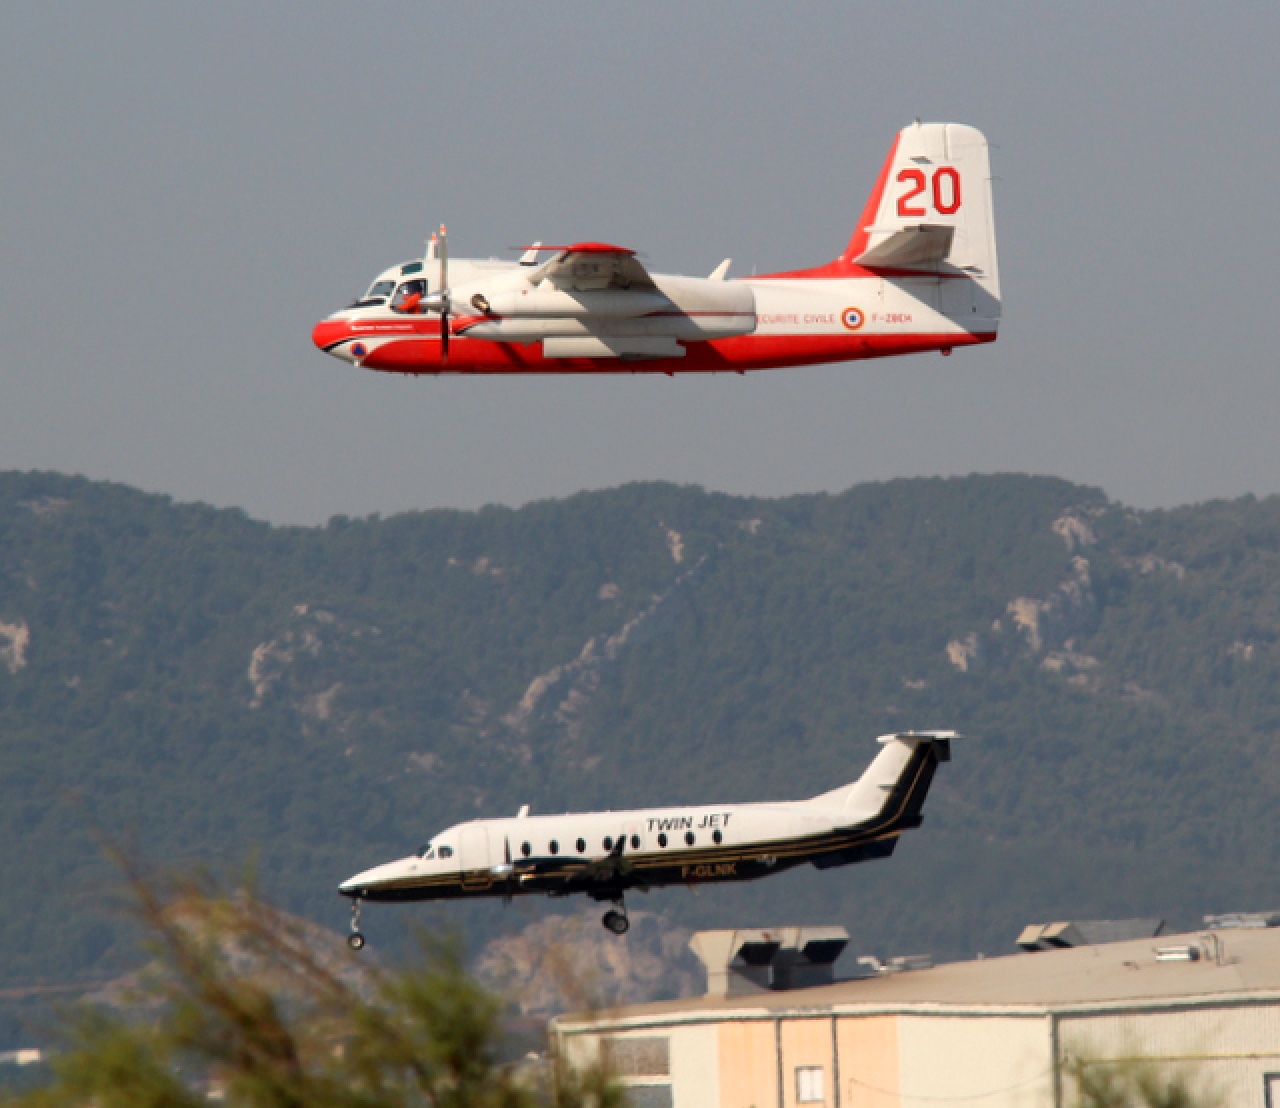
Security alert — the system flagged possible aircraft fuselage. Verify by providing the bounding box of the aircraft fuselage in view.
[339,732,952,912]
[312,266,995,376]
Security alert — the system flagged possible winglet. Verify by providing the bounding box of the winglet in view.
[709,258,732,280]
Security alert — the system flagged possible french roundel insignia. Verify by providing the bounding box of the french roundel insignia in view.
[841,307,865,331]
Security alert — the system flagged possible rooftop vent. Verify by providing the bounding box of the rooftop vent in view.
[688,927,849,997]
[856,954,933,975]
[1018,918,1164,952]
[1204,910,1280,930]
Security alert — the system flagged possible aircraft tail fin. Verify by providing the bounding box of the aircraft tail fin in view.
[809,731,956,830]
[838,122,1000,308]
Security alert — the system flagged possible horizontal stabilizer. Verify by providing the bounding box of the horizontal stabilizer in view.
[855,224,955,271]
[877,729,959,749]
[811,837,898,870]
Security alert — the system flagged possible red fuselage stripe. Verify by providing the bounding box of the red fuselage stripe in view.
[322,329,993,375]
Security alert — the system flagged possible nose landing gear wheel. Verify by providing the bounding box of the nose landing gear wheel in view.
[602,909,630,935]
[348,897,366,952]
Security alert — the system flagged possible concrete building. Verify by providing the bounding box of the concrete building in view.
[553,924,1280,1107]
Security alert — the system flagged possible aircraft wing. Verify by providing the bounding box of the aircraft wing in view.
[507,837,632,883]
[854,224,955,271]
[577,839,634,883]
[529,242,656,291]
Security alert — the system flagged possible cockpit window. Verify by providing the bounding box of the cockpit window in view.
[367,280,396,299]
[391,279,427,314]
[417,844,435,859]
[438,844,453,859]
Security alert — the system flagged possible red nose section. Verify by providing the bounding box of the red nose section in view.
[312,320,349,352]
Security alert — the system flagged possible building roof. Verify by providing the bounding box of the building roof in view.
[555,926,1280,1031]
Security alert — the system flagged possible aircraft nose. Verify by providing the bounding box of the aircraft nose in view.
[339,857,412,898]
[312,319,348,354]
[340,865,382,898]
[339,873,367,898]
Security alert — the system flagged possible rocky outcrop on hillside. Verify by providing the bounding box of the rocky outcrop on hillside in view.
[474,909,700,1016]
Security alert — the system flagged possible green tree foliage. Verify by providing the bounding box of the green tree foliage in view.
[1066,1056,1222,1108]
[8,866,619,1108]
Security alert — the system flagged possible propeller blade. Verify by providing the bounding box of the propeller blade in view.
[438,224,449,363]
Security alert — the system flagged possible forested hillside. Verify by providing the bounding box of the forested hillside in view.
[3,471,1280,1015]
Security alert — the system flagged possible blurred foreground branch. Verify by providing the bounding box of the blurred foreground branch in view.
[1066,1054,1222,1108]
[9,863,621,1108]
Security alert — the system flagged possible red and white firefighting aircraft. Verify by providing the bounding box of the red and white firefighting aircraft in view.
[312,122,999,375]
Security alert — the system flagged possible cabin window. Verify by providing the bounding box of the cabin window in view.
[576,838,586,853]
[549,840,559,855]
[630,834,641,849]
[684,831,695,846]
[521,842,531,857]
[603,836,613,851]
[438,844,453,859]
[713,830,723,845]
[658,833,668,847]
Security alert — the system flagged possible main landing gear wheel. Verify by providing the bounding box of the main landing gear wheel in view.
[602,909,630,935]
[348,897,366,952]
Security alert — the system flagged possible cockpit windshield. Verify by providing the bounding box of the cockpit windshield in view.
[417,843,435,859]
[342,278,400,311]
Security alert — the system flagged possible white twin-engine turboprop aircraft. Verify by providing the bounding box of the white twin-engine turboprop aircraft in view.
[312,122,999,376]
[339,731,956,948]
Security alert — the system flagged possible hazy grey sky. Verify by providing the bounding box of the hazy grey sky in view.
[3,2,1278,523]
